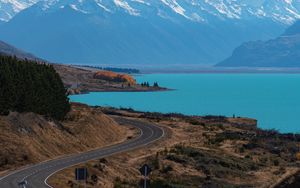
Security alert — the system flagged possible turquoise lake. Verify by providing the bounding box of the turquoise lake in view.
[70,74,300,133]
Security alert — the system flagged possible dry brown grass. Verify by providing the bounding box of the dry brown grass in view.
[0,103,130,175]
[49,109,300,188]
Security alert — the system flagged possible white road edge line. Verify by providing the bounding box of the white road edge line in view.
[44,122,164,188]
[0,119,145,184]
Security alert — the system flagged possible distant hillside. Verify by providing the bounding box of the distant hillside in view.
[217,21,300,67]
[0,40,42,61]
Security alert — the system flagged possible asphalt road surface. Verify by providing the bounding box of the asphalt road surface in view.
[0,117,164,188]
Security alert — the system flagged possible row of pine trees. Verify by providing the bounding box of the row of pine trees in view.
[141,82,159,87]
[0,55,70,120]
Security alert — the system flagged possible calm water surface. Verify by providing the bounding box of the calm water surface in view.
[70,74,300,133]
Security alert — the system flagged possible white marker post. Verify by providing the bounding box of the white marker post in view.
[144,165,147,188]
[139,164,151,188]
[18,180,27,188]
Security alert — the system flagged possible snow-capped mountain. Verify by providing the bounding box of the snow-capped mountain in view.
[0,0,300,65]
[0,0,38,21]
[1,0,300,24]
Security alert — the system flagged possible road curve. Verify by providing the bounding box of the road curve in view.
[0,117,164,188]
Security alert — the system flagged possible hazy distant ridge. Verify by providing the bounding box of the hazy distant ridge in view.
[0,40,41,61]
[217,20,300,67]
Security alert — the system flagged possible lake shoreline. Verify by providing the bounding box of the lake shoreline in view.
[70,73,300,133]
[54,64,171,95]
[69,86,172,95]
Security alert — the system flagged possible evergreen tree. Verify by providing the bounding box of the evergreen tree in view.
[0,55,70,120]
[153,82,159,87]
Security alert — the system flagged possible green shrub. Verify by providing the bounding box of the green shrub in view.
[166,154,187,164]
[273,159,280,166]
[239,147,245,153]
[150,179,173,188]
[161,165,173,174]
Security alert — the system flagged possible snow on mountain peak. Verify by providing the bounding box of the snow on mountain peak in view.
[161,0,187,17]
[113,0,140,16]
[0,0,38,21]
[1,0,300,25]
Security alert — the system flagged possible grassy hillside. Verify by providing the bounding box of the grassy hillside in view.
[0,103,129,172]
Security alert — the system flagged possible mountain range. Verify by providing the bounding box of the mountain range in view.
[0,0,300,65]
[1,0,300,24]
[217,20,300,67]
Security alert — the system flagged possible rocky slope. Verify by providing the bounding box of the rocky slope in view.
[0,0,299,65]
[217,20,300,67]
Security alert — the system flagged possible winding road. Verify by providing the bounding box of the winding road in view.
[0,117,164,188]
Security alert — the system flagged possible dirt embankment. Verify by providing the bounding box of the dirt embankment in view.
[273,170,300,188]
[50,108,300,188]
[0,103,133,175]
[53,64,167,94]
